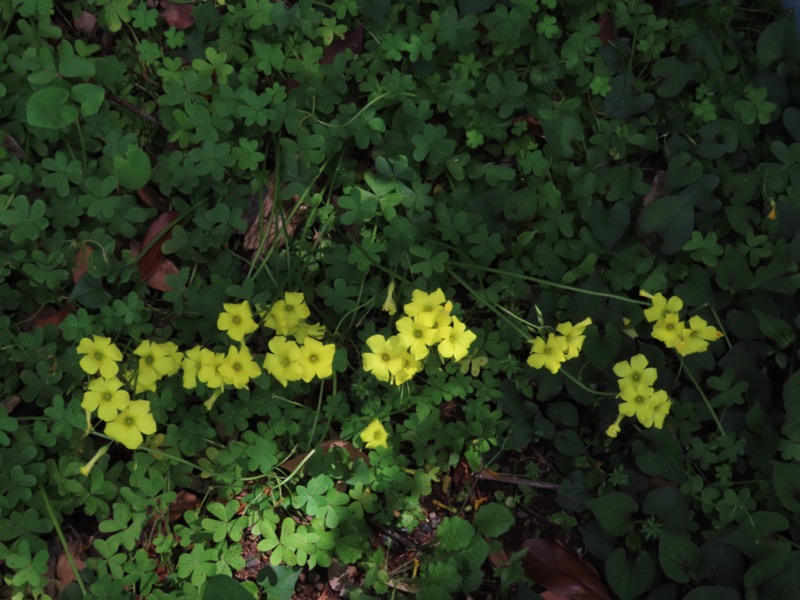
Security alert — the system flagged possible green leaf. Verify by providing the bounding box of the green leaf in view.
[584,202,630,250]
[783,107,800,142]
[658,533,700,584]
[26,87,79,129]
[772,461,800,513]
[682,586,742,600]
[541,117,584,158]
[113,145,152,189]
[638,194,694,255]
[71,83,105,116]
[585,492,638,536]
[58,40,95,78]
[632,429,687,483]
[257,564,302,599]
[605,548,656,600]
[202,575,254,600]
[473,503,514,537]
[437,516,476,551]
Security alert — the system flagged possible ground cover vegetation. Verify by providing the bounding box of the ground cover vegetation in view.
[1,0,799,598]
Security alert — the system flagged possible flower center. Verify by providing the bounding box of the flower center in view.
[124,417,135,426]
[635,396,645,404]
[233,363,241,371]
[309,355,317,363]
[232,316,241,324]
[94,351,104,361]
[632,373,640,382]
[146,356,154,364]
[414,330,422,339]
[103,393,112,401]
[381,353,390,362]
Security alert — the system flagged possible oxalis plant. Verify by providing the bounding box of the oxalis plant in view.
[2,0,800,599]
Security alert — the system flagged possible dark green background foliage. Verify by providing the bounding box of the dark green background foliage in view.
[1,0,800,598]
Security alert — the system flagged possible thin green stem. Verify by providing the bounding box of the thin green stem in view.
[683,362,726,437]
[272,449,316,493]
[39,484,88,596]
[445,259,649,306]
[561,368,619,397]
[75,120,87,174]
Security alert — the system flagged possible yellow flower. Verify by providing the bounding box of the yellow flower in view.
[618,382,658,427]
[362,334,404,383]
[437,316,477,362]
[403,289,447,328]
[652,313,686,348]
[77,335,123,378]
[81,377,130,422]
[651,391,671,429]
[393,351,423,385]
[219,345,262,389]
[360,419,388,449]
[79,444,109,477]
[104,400,157,450]
[181,346,203,389]
[382,281,397,316]
[197,349,225,389]
[298,338,336,382]
[643,292,683,323]
[613,354,658,395]
[395,316,436,360]
[675,316,723,357]
[555,317,592,360]
[133,340,176,383]
[217,301,258,342]
[527,334,566,375]
[263,292,311,336]
[605,414,624,438]
[264,336,304,387]
[292,321,326,343]
[160,341,183,376]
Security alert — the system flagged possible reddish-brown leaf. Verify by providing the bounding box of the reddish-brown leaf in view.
[73,244,94,283]
[33,305,74,329]
[161,0,194,30]
[521,538,613,600]
[74,11,97,35]
[597,13,615,46]
[169,490,200,522]
[137,185,171,211]
[136,211,179,282]
[321,25,364,65]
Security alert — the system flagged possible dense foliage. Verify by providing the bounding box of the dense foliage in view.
[2,0,800,598]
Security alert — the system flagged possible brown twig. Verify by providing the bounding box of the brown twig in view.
[474,469,561,490]
[106,93,162,128]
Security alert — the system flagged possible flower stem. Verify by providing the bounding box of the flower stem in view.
[39,483,88,597]
[445,259,649,306]
[683,362,726,436]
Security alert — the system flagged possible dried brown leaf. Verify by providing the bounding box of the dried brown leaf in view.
[280,440,369,474]
[1,395,21,413]
[243,183,308,260]
[161,0,194,30]
[521,538,613,600]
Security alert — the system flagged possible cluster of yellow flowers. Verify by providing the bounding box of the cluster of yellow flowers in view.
[362,289,477,385]
[259,292,335,387]
[76,335,157,450]
[75,292,336,453]
[526,317,592,374]
[641,291,723,356]
[606,354,671,438]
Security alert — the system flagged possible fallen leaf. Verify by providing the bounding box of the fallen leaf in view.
[321,25,364,64]
[596,13,615,46]
[137,185,171,211]
[243,182,308,260]
[2,132,25,159]
[72,244,94,283]
[161,0,195,30]
[1,395,21,413]
[74,11,97,35]
[55,541,86,593]
[132,211,181,291]
[521,538,613,600]
[327,560,358,593]
[169,490,200,522]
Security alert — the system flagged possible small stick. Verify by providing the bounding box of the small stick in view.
[474,468,561,490]
[106,93,162,128]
